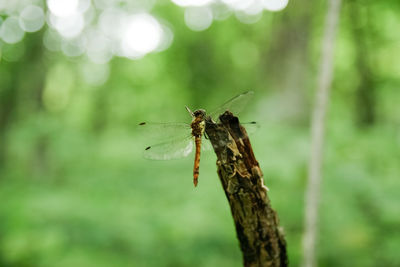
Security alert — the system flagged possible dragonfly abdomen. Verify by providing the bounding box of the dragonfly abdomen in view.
[193,136,202,187]
[190,111,206,187]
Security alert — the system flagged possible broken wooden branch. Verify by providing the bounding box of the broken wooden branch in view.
[205,111,288,267]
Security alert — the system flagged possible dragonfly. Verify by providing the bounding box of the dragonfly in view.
[139,91,256,187]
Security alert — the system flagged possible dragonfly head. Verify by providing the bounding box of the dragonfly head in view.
[193,109,206,119]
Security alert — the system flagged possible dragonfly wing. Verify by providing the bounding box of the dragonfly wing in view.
[201,138,213,152]
[138,122,191,143]
[242,121,259,134]
[143,135,194,160]
[209,91,254,121]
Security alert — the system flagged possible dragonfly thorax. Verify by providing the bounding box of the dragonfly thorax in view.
[191,109,206,138]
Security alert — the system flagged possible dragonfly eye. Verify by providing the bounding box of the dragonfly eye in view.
[193,109,206,118]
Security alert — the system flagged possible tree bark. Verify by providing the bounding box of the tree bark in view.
[205,111,287,267]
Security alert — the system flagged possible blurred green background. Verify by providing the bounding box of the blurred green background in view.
[0,0,400,266]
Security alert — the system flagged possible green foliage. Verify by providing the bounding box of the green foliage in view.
[0,0,400,266]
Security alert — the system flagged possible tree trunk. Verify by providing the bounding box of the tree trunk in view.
[205,111,287,267]
[348,0,376,126]
[302,0,342,266]
[0,31,47,172]
[262,0,316,123]
[0,63,17,168]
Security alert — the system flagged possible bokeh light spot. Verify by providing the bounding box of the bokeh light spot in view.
[0,17,25,44]
[184,7,213,32]
[224,0,254,11]
[172,0,213,7]
[43,29,62,52]
[78,0,92,14]
[50,13,85,39]
[47,0,79,17]
[235,10,263,24]
[243,0,264,15]
[85,30,112,64]
[211,3,232,21]
[121,14,163,58]
[19,5,45,33]
[263,0,289,11]
[155,24,174,52]
[61,37,86,57]
[80,61,110,86]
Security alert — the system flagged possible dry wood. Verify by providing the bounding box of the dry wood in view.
[205,111,287,267]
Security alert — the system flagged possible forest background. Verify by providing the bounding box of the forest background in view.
[0,0,399,266]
